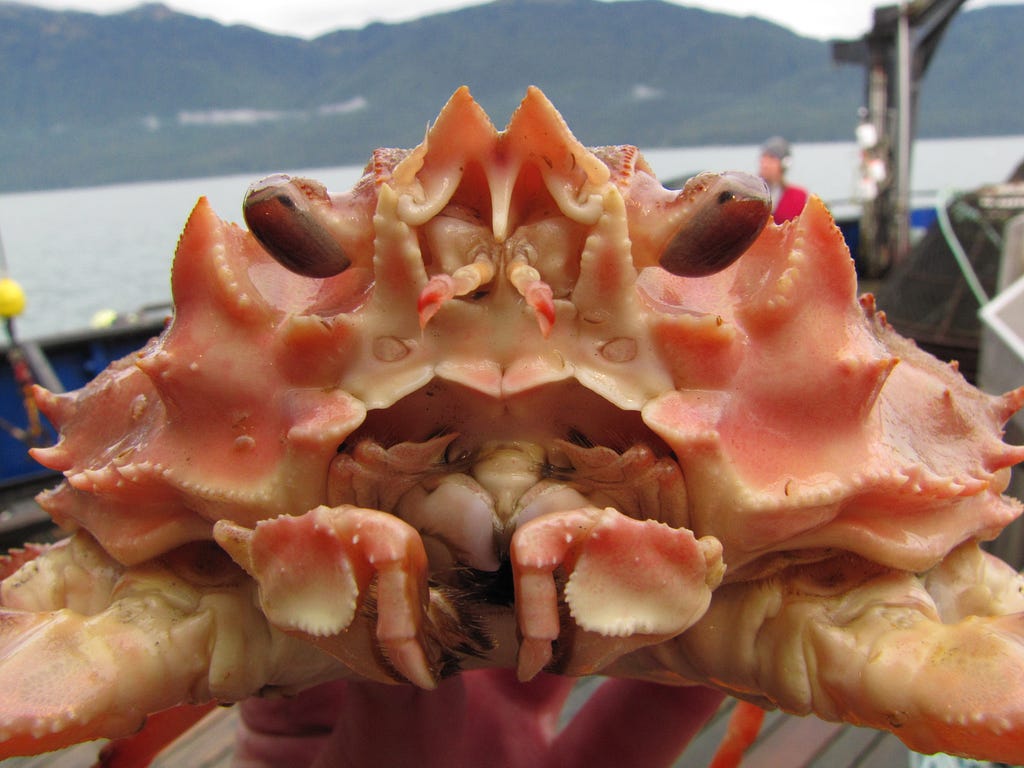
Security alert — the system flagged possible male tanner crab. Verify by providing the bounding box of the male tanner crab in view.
[2,87,1024,764]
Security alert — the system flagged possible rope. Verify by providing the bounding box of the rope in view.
[934,189,991,306]
[2,320,46,448]
[0,222,44,447]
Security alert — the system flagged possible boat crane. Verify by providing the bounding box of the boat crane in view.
[832,0,967,276]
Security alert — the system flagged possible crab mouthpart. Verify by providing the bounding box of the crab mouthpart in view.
[327,379,692,574]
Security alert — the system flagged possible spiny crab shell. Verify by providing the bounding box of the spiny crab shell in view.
[3,86,1024,762]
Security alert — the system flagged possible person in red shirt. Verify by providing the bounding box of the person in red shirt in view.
[759,136,808,224]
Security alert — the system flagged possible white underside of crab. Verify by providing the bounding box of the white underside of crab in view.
[2,87,1024,764]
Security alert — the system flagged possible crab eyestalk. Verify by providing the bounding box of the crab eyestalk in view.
[658,171,770,277]
[243,174,351,278]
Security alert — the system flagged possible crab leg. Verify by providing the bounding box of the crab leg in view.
[0,533,344,758]
[511,506,724,681]
[708,701,766,768]
[612,542,1024,765]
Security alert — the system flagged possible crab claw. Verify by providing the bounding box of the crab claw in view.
[511,507,724,681]
[614,543,1024,765]
[0,538,201,756]
[215,505,438,689]
[0,534,342,758]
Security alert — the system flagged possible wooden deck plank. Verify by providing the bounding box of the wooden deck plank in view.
[672,699,737,766]
[152,706,237,768]
[810,722,891,766]
[559,675,603,726]
[0,739,104,767]
[859,732,915,767]
[740,711,844,768]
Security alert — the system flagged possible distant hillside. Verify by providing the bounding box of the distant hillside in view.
[0,0,1020,192]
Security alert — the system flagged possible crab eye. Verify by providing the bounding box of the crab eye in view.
[659,171,770,278]
[243,174,351,278]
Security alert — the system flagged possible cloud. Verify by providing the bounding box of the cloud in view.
[176,98,368,127]
[630,84,664,101]
[177,108,298,126]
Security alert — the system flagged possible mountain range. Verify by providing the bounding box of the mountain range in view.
[0,0,1021,192]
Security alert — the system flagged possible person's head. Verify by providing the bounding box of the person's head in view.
[759,136,791,186]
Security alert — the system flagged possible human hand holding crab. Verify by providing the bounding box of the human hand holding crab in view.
[233,672,726,768]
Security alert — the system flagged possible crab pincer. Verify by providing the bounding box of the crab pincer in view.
[511,507,724,681]
[215,506,438,689]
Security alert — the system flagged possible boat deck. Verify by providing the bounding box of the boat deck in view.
[0,679,914,767]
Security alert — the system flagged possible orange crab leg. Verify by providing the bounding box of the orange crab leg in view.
[707,701,767,768]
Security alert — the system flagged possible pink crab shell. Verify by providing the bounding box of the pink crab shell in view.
[1,87,1023,763]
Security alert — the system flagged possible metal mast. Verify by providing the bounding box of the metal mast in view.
[832,0,966,276]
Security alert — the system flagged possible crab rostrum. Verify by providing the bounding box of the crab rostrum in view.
[2,87,1024,762]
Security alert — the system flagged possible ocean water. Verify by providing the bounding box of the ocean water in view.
[1,135,1023,340]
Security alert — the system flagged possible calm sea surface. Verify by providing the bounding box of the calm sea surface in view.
[1,135,1023,340]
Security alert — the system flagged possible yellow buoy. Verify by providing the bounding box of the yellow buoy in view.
[0,277,26,318]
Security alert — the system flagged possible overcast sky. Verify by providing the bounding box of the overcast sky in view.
[16,0,1020,41]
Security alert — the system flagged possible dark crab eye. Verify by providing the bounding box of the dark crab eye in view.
[243,174,351,278]
[659,171,770,278]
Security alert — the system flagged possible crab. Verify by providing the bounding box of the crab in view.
[2,86,1024,764]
